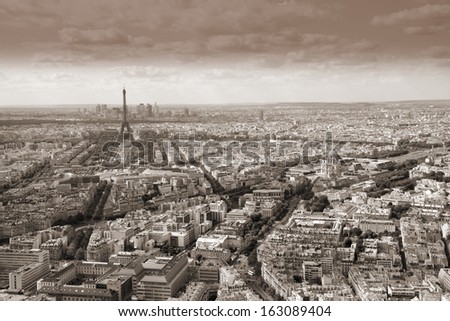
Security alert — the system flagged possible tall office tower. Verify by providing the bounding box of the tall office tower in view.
[146,104,153,117]
[259,109,264,121]
[137,103,145,115]
[153,103,159,117]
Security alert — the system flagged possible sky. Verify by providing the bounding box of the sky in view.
[1,0,450,105]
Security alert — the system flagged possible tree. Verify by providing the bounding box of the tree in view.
[402,179,416,191]
[160,241,170,254]
[297,178,315,200]
[248,248,258,266]
[253,262,262,276]
[307,195,330,212]
[362,229,377,239]
[378,180,391,189]
[355,238,364,255]
[372,148,379,158]
[65,247,75,260]
[242,237,258,255]
[379,230,390,238]
[75,248,85,260]
[250,213,262,223]
[76,212,84,221]
[79,229,93,249]
[343,238,353,248]
[397,138,409,147]
[390,204,411,219]
[293,275,302,283]
[352,227,363,237]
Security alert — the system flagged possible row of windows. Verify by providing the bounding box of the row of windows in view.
[62,296,112,301]
[63,297,89,301]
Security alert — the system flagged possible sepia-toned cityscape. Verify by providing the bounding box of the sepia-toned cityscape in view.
[1,0,450,302]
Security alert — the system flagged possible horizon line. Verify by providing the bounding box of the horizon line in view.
[0,98,449,108]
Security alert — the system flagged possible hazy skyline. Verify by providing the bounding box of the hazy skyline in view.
[1,0,450,105]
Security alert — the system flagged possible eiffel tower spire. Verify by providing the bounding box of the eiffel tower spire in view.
[119,87,133,141]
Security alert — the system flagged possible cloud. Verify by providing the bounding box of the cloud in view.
[129,36,152,47]
[59,27,152,47]
[163,0,329,36]
[0,0,340,66]
[60,27,128,45]
[403,25,447,35]
[31,50,95,67]
[6,71,81,87]
[1,0,331,36]
[110,65,177,79]
[3,0,449,87]
[372,4,450,36]
[300,34,338,46]
[43,72,78,82]
[236,54,286,69]
[199,68,257,80]
[425,46,450,59]
[30,44,157,67]
[372,4,450,26]
[285,38,379,66]
[0,0,59,27]
[207,34,266,53]
[205,32,340,54]
[153,41,206,55]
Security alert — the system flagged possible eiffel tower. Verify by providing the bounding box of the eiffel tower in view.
[115,87,135,168]
[119,87,133,141]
